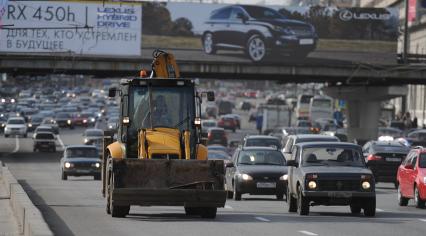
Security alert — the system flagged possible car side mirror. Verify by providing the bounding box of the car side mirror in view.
[405,164,414,169]
[225,162,234,168]
[287,160,298,167]
[207,91,215,102]
[108,88,116,98]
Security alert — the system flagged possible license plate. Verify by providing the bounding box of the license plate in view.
[256,182,276,188]
[386,158,400,162]
[328,191,352,198]
[225,122,231,126]
[299,39,314,45]
[76,169,91,174]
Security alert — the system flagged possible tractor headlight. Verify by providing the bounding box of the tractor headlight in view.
[308,181,317,190]
[361,181,371,190]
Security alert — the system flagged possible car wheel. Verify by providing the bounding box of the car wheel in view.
[184,207,199,216]
[233,182,242,201]
[23,133,27,138]
[232,128,236,133]
[61,171,67,180]
[397,184,409,206]
[200,207,217,219]
[287,187,297,212]
[110,172,130,218]
[227,190,234,199]
[246,34,267,62]
[350,205,361,214]
[276,193,284,200]
[363,197,376,217]
[203,33,216,55]
[394,182,398,189]
[297,186,309,215]
[414,185,425,208]
[5,134,9,138]
[94,174,101,181]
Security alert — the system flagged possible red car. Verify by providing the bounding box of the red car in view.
[218,115,237,133]
[396,148,426,208]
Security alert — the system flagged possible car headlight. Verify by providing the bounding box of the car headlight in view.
[1,123,5,127]
[84,138,88,143]
[239,173,253,181]
[361,181,371,190]
[108,125,113,129]
[280,174,288,181]
[28,123,32,127]
[83,119,87,123]
[4,127,8,131]
[423,177,426,184]
[90,118,95,122]
[95,163,101,168]
[67,120,71,125]
[64,162,73,168]
[308,180,317,190]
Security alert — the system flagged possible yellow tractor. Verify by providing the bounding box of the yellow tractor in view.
[101,50,226,218]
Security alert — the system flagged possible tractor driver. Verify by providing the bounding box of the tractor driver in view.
[152,95,172,127]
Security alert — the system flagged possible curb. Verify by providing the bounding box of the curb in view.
[0,161,53,236]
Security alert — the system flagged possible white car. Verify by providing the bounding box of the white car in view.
[4,117,27,138]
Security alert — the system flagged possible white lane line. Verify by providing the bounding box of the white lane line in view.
[224,205,233,209]
[298,230,319,236]
[57,135,65,150]
[12,136,19,153]
[419,219,426,222]
[376,208,385,212]
[254,217,270,222]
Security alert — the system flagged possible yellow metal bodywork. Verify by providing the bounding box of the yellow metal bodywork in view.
[152,52,180,79]
[196,144,208,160]
[107,142,125,159]
[138,128,181,159]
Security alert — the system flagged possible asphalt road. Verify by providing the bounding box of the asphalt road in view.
[1,113,426,236]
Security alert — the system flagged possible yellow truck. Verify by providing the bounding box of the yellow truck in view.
[101,50,226,218]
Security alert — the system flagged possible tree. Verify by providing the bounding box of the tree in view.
[172,17,194,36]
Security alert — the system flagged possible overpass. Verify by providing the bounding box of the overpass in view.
[1,49,426,84]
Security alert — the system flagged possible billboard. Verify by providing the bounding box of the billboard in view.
[0,1,142,56]
[141,2,399,65]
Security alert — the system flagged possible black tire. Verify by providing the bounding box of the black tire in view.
[23,133,27,138]
[106,171,111,214]
[287,187,297,213]
[233,182,242,201]
[5,134,9,138]
[185,207,199,216]
[200,207,217,219]
[52,147,56,152]
[33,148,37,152]
[227,190,234,199]
[70,126,75,130]
[397,184,409,206]
[350,205,361,214]
[232,128,236,133]
[202,32,216,55]
[363,197,376,217]
[109,171,129,218]
[276,193,284,200]
[246,34,267,62]
[414,185,425,208]
[394,182,398,189]
[61,171,67,180]
[297,186,309,215]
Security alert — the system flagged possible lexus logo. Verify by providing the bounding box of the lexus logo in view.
[339,9,391,21]
[339,10,353,21]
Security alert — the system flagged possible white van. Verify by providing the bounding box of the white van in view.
[296,94,313,120]
[309,95,333,123]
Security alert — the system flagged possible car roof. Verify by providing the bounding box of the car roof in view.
[241,146,281,151]
[370,141,405,146]
[65,145,98,150]
[208,127,225,131]
[291,134,338,139]
[8,117,24,120]
[296,142,360,149]
[36,125,52,129]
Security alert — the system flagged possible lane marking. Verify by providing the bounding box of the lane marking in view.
[376,208,385,212]
[57,135,65,150]
[12,137,19,153]
[419,219,426,222]
[298,230,318,236]
[224,205,233,209]
[254,217,270,222]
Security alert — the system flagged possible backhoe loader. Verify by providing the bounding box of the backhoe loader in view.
[101,50,226,218]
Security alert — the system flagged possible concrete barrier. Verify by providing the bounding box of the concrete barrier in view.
[0,161,53,236]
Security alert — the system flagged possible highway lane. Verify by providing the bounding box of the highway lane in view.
[1,126,426,235]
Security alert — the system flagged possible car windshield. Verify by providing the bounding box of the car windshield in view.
[85,130,103,136]
[420,154,426,168]
[373,144,409,153]
[31,117,43,122]
[208,152,230,160]
[66,148,98,158]
[8,119,24,124]
[238,150,285,166]
[302,147,364,167]
[312,99,331,108]
[56,113,70,118]
[203,122,216,127]
[243,6,284,19]
[245,138,281,149]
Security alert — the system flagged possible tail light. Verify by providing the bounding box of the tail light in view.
[208,132,212,139]
[367,154,382,161]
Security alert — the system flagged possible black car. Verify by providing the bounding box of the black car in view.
[55,112,74,129]
[60,145,101,180]
[202,5,317,62]
[225,147,287,200]
[33,132,56,152]
[0,116,6,132]
[27,115,43,132]
[362,141,410,187]
[243,135,282,150]
[287,142,376,216]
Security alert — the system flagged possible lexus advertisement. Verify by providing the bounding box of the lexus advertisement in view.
[141,2,399,65]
